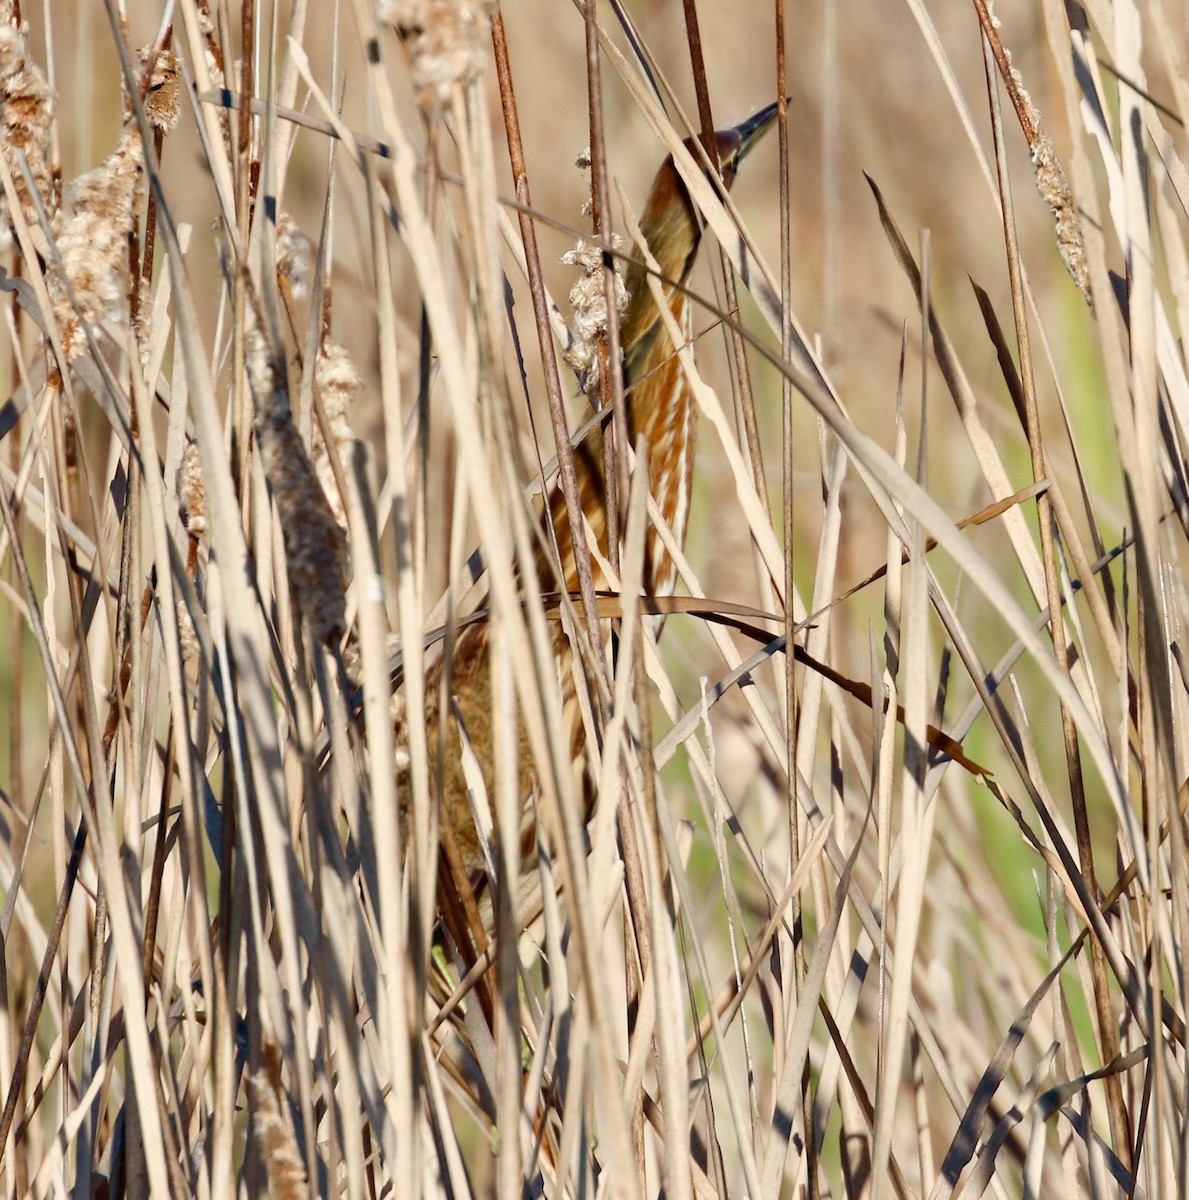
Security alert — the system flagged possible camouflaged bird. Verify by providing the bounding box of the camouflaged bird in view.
[396,102,782,893]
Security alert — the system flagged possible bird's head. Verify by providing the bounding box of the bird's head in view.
[702,98,785,191]
[622,100,784,359]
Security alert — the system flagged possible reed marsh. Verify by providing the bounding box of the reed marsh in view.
[0,1,1185,1196]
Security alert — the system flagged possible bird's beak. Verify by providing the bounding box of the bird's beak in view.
[731,98,787,166]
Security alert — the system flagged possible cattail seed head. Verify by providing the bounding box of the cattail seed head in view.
[562,237,627,400]
[139,46,181,133]
[248,330,349,646]
[312,340,361,529]
[0,2,55,230]
[177,441,208,537]
[375,0,493,108]
[52,124,144,357]
[275,211,314,299]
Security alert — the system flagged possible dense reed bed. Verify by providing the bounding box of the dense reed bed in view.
[0,0,1186,1196]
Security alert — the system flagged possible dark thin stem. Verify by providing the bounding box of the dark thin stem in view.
[142,736,175,990]
[138,30,171,297]
[775,1,817,1195]
[681,0,715,157]
[971,0,1038,144]
[489,9,609,688]
[239,1,254,172]
[140,127,165,290]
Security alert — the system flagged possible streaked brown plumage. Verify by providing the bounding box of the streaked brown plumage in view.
[400,103,781,888]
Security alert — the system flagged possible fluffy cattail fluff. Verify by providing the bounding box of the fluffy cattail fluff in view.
[47,45,181,357]
[375,0,493,108]
[312,340,360,529]
[175,601,201,662]
[139,45,181,134]
[51,123,144,357]
[275,211,313,300]
[562,236,628,400]
[190,2,225,91]
[248,329,348,646]
[177,441,207,537]
[0,0,56,232]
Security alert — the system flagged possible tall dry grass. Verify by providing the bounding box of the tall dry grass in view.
[0,0,1186,1196]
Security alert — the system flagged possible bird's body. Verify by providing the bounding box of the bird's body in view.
[546,304,694,601]
[399,104,781,890]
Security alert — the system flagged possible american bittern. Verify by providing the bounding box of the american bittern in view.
[399,102,781,903]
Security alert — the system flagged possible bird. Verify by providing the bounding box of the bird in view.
[551,100,783,603]
[398,101,782,931]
